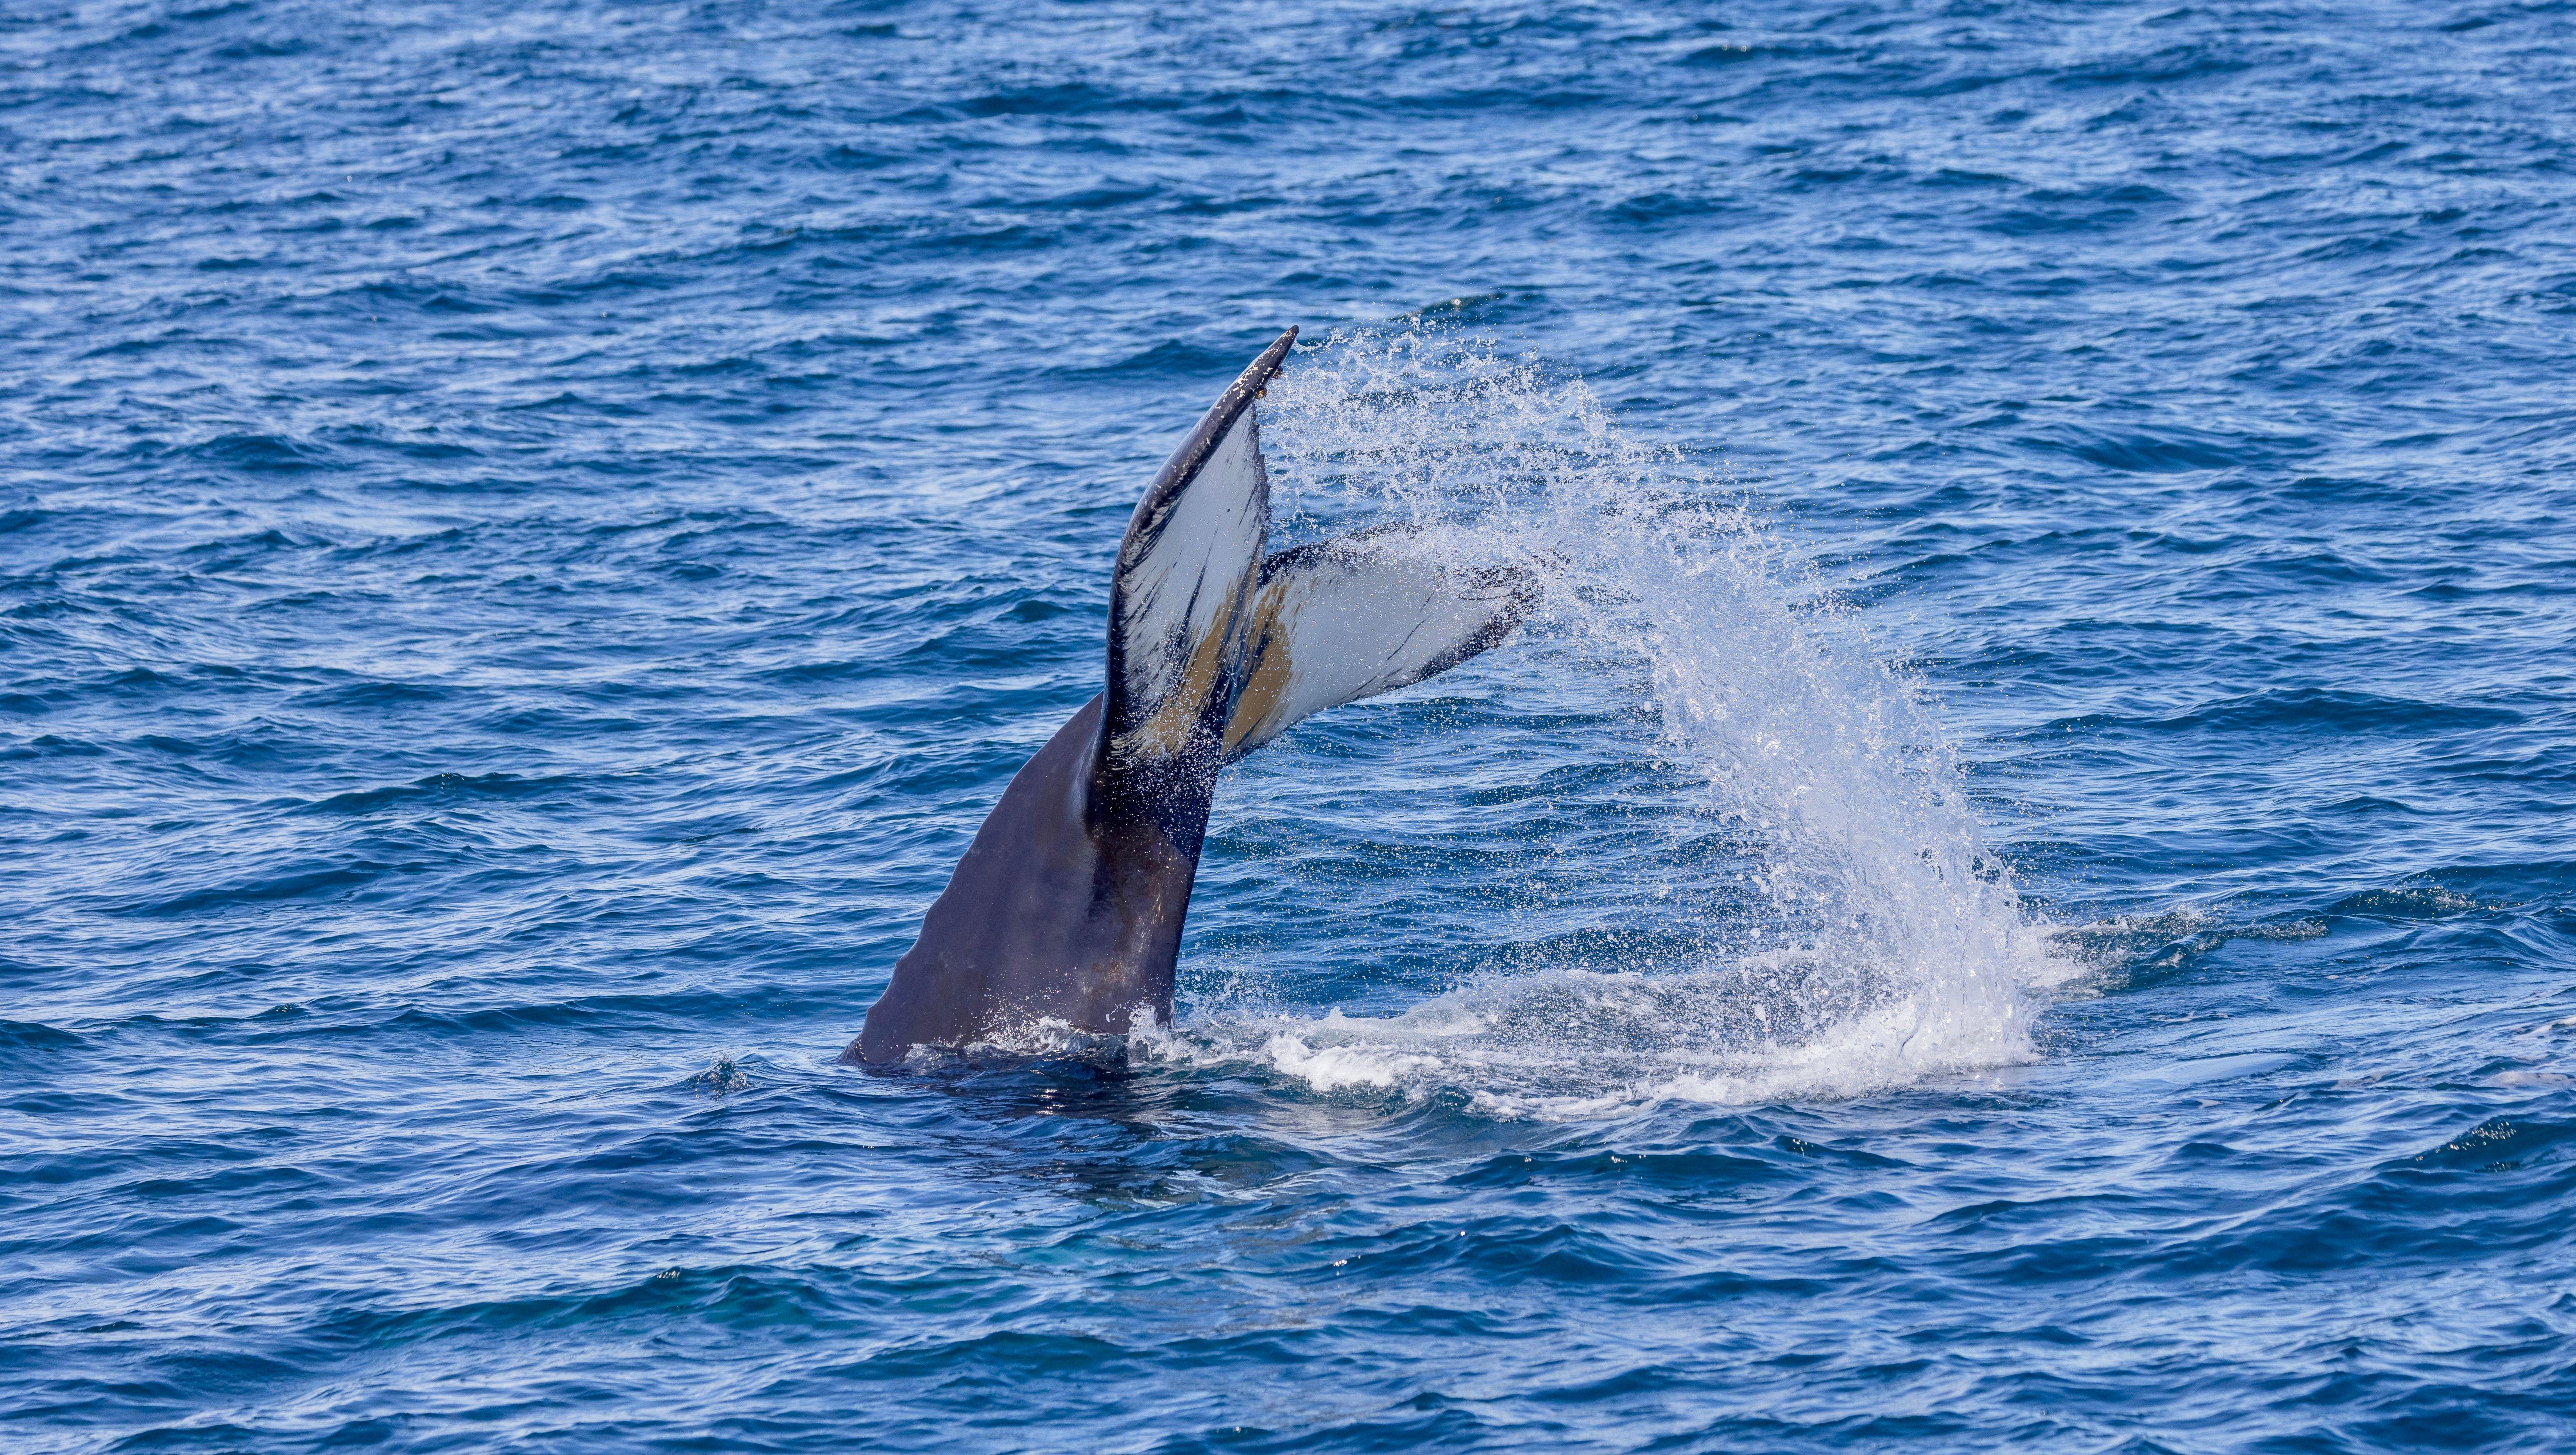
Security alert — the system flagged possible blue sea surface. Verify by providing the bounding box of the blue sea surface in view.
[7,2,2576,1450]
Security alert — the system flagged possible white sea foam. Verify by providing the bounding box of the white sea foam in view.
[1141,329,2064,1117]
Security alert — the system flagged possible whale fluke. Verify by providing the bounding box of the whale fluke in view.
[1224,530,1538,761]
[845,328,1535,1066]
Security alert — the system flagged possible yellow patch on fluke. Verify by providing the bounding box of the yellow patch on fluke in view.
[1223,582,1299,755]
[1121,592,1243,762]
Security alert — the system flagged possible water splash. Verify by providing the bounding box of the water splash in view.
[1147,328,2059,1116]
[686,1052,753,1095]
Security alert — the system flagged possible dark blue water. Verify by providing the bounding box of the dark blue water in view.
[9,2,2576,1450]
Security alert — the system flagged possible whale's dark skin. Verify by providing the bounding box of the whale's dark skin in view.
[848,692,1201,1064]
[845,328,1532,1066]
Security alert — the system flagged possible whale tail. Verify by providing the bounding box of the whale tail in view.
[1101,326,1538,820]
[847,328,1535,1065]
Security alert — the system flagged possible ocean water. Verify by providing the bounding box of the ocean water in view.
[6,0,2574,1449]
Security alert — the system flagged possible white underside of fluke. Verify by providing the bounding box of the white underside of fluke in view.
[1109,407,1268,762]
[1225,532,1531,758]
[1109,374,1532,772]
